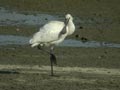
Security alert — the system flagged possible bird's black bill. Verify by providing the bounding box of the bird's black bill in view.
[58,17,70,38]
[65,17,70,24]
[50,53,57,65]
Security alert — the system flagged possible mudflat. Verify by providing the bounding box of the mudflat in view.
[0,0,120,90]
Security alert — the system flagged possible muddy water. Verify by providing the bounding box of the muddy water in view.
[0,35,120,48]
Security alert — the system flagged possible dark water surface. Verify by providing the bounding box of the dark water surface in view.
[0,7,110,26]
[0,7,119,48]
[0,7,60,26]
[0,35,120,48]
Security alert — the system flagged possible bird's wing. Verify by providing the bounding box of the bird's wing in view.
[31,21,65,44]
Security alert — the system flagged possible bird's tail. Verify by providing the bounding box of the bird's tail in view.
[29,39,33,44]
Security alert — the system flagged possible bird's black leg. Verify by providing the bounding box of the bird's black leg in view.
[50,47,54,76]
[50,53,54,76]
[50,47,57,76]
[37,45,57,76]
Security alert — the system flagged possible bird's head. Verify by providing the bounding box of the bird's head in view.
[65,14,73,21]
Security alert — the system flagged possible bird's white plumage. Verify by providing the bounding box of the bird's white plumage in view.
[29,14,75,47]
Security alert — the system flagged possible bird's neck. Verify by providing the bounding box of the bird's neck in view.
[67,20,75,35]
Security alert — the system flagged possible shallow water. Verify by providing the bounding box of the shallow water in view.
[0,35,120,48]
[0,7,111,26]
[0,35,29,45]
[0,7,60,26]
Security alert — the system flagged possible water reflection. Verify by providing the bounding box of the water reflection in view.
[0,35,120,48]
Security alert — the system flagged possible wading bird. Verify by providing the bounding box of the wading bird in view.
[29,14,75,76]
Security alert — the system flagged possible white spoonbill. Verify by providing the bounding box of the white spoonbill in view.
[29,14,75,76]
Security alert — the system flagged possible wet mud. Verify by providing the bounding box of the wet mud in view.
[0,0,120,90]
